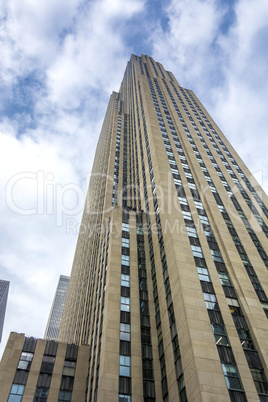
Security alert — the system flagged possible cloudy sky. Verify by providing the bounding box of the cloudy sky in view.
[0,0,267,356]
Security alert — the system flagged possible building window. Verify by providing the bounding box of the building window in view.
[191,245,203,258]
[194,201,204,209]
[8,384,25,402]
[187,226,197,237]
[34,387,49,401]
[218,273,232,287]
[121,274,130,287]
[121,255,130,266]
[119,395,131,402]
[178,197,188,206]
[211,323,229,346]
[226,298,239,307]
[203,292,218,310]
[174,178,182,185]
[121,297,130,312]
[122,238,130,248]
[119,356,131,377]
[197,267,210,282]
[62,359,75,376]
[122,223,129,232]
[250,368,268,394]
[182,210,192,220]
[210,249,223,262]
[221,364,243,390]
[142,359,154,379]
[237,329,254,350]
[120,323,131,341]
[58,390,72,401]
[17,351,34,370]
[40,355,55,374]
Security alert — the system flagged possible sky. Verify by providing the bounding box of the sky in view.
[0,0,268,357]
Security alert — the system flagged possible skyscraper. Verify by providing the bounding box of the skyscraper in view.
[0,279,9,343]
[0,54,267,402]
[58,54,268,402]
[44,275,69,341]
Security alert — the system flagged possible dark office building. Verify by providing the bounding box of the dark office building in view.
[44,275,69,341]
[0,279,9,343]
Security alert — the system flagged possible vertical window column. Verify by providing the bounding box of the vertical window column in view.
[58,344,78,402]
[119,211,131,401]
[35,340,58,401]
[113,113,122,206]
[8,337,37,402]
[136,212,156,401]
[139,74,187,402]
[132,79,169,401]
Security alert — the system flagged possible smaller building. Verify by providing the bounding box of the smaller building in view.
[44,275,69,341]
[0,279,9,343]
[0,332,89,402]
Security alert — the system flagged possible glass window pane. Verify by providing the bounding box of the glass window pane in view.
[35,387,49,397]
[42,355,55,363]
[121,305,130,312]
[62,367,75,376]
[203,293,216,302]
[10,385,19,394]
[122,238,129,247]
[18,385,24,394]
[120,323,130,341]
[178,375,185,391]
[198,274,210,282]
[10,384,25,395]
[120,332,130,341]
[121,297,130,312]
[17,360,29,370]
[121,255,130,266]
[64,361,76,368]
[197,267,208,275]
[212,324,226,335]
[250,369,265,382]
[120,356,130,366]
[21,352,33,361]
[225,376,242,390]
[119,366,130,376]
[121,275,130,287]
[254,380,268,394]
[122,223,129,232]
[119,395,131,402]
[222,364,238,376]
[215,335,229,346]
[205,301,219,310]
[58,390,72,401]
[8,396,22,402]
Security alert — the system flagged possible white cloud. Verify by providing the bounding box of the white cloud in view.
[151,0,223,84]
[150,0,268,194]
[0,0,145,357]
[212,0,268,192]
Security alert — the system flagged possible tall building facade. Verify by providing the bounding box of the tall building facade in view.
[44,275,69,341]
[0,279,9,343]
[1,54,267,402]
[58,54,268,402]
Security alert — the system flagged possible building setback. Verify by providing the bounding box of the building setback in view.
[1,55,268,401]
[0,279,9,343]
[44,275,70,341]
[0,332,89,402]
